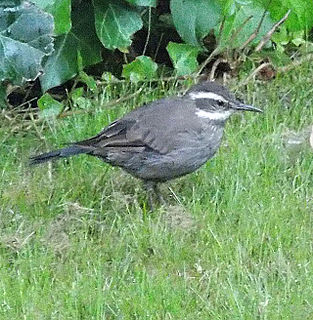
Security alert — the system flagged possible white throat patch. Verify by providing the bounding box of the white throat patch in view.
[189,91,228,103]
[195,109,232,121]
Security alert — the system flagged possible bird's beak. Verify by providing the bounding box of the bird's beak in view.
[233,102,263,113]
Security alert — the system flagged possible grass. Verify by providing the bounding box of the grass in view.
[1,65,313,319]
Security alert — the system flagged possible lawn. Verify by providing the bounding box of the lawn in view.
[1,64,313,319]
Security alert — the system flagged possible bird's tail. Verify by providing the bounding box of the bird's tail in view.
[29,145,90,165]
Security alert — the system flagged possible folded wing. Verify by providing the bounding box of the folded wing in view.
[74,97,198,155]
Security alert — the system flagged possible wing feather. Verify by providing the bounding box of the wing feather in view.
[73,97,199,154]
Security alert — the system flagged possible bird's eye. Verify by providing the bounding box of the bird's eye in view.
[217,100,224,106]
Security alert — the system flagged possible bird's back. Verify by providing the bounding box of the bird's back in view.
[88,97,225,181]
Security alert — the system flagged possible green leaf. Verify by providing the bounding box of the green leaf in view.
[166,42,200,76]
[252,50,291,67]
[1,1,21,7]
[79,71,97,92]
[266,0,313,32]
[31,0,71,35]
[291,37,306,47]
[40,2,102,91]
[37,93,63,119]
[125,0,156,7]
[0,2,54,85]
[171,0,221,46]
[71,87,84,100]
[218,0,235,16]
[40,34,78,92]
[71,4,102,67]
[218,3,274,49]
[72,96,92,109]
[122,55,158,82]
[0,84,7,108]
[93,0,143,51]
[101,71,119,82]
[271,25,289,45]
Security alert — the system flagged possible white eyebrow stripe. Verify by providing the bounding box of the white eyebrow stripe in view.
[195,109,232,120]
[189,91,228,102]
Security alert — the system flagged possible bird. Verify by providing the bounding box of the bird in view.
[30,81,262,209]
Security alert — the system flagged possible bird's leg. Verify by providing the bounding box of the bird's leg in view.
[144,180,157,211]
[143,181,166,210]
[154,184,166,206]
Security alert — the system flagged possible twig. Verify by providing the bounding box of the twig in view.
[97,74,199,86]
[216,16,226,42]
[238,62,272,87]
[239,5,269,50]
[278,53,313,73]
[13,108,38,114]
[142,6,152,56]
[196,47,221,77]
[3,112,13,121]
[209,58,227,81]
[29,112,45,141]
[21,82,35,105]
[154,32,164,61]
[255,10,291,52]
[195,15,227,77]
[230,15,253,48]
[12,97,37,110]
[20,231,36,247]
[58,88,143,119]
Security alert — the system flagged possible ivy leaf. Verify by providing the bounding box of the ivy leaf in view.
[31,0,71,35]
[171,0,221,46]
[0,1,54,85]
[125,0,156,7]
[1,1,21,7]
[166,42,200,76]
[40,34,78,92]
[71,4,102,67]
[101,72,119,82]
[122,55,157,82]
[218,0,235,16]
[266,0,313,32]
[71,87,84,100]
[40,2,102,92]
[271,25,289,45]
[79,71,98,92]
[37,93,63,119]
[93,0,143,51]
[218,3,274,49]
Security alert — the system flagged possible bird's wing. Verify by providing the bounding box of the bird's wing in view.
[74,118,143,148]
[75,98,199,154]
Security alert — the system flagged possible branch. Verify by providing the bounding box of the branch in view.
[238,62,272,87]
[209,58,227,81]
[196,47,221,77]
[196,16,227,77]
[278,53,313,73]
[230,15,253,48]
[216,16,226,42]
[255,10,291,52]
[239,0,273,50]
[142,7,152,56]
[58,88,143,119]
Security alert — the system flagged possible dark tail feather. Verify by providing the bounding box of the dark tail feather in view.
[29,145,90,165]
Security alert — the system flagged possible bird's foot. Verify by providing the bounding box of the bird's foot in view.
[143,181,166,211]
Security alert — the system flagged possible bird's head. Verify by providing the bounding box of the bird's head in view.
[186,81,262,121]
